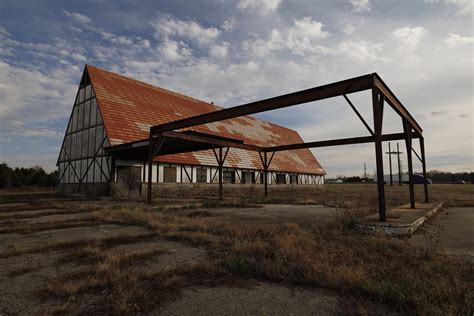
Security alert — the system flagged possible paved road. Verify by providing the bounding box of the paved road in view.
[409,207,474,257]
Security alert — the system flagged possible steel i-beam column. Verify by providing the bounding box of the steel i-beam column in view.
[397,143,402,185]
[218,147,223,200]
[372,89,386,221]
[403,120,416,208]
[147,136,155,204]
[420,136,429,203]
[264,151,268,198]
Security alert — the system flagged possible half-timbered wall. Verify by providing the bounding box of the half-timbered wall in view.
[57,75,111,186]
[114,160,324,185]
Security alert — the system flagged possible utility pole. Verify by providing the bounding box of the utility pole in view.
[385,142,393,185]
[385,142,403,186]
[363,162,367,181]
[397,143,402,185]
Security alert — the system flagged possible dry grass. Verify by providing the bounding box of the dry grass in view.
[0,232,158,259]
[150,183,474,208]
[0,218,102,234]
[2,187,473,314]
[0,208,91,221]
[45,240,206,314]
[93,205,473,315]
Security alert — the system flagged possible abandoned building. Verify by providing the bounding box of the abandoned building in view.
[57,65,326,196]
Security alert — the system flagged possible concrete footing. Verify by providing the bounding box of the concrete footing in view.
[355,202,443,236]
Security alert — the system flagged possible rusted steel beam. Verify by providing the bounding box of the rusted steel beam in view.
[147,135,164,204]
[263,132,417,152]
[219,147,223,200]
[420,137,429,203]
[403,119,416,209]
[151,74,373,134]
[161,131,262,152]
[343,94,374,136]
[412,147,423,163]
[373,89,386,221]
[264,152,268,197]
[373,74,423,135]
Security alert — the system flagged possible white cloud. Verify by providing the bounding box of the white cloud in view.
[236,0,282,15]
[222,19,236,31]
[392,26,428,51]
[244,17,329,57]
[446,0,473,15]
[209,42,230,58]
[158,39,192,62]
[0,26,11,37]
[0,5,472,174]
[444,33,474,48]
[151,15,220,46]
[0,61,78,143]
[62,10,93,25]
[424,0,473,15]
[343,24,355,35]
[337,39,383,62]
[350,0,371,12]
[71,52,87,62]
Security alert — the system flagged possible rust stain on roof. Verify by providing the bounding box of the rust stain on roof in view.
[87,65,325,175]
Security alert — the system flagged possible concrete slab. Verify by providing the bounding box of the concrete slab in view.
[0,224,150,254]
[355,202,443,236]
[409,207,474,258]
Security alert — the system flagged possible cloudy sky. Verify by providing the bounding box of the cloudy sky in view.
[0,0,472,177]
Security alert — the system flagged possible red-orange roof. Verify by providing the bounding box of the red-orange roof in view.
[87,65,325,175]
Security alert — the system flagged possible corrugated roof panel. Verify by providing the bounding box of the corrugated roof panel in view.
[87,65,325,175]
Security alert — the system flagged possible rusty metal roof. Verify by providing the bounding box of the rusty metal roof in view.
[87,65,325,175]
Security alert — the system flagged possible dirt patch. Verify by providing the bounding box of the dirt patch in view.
[157,282,342,315]
[1,190,472,315]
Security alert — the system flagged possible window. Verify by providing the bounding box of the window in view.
[163,167,177,183]
[90,99,97,126]
[290,174,298,184]
[196,168,207,183]
[79,87,85,103]
[85,85,92,100]
[84,101,90,129]
[223,170,235,184]
[276,174,286,184]
[242,171,255,184]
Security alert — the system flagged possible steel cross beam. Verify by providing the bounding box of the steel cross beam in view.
[262,132,418,152]
[343,94,374,136]
[151,74,373,135]
[259,151,275,197]
[373,74,422,134]
[212,146,229,200]
[151,73,422,137]
[162,131,263,152]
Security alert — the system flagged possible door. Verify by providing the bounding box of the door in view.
[129,166,142,196]
[196,168,207,183]
[116,166,142,197]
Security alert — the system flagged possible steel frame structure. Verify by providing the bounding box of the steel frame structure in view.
[146,73,428,221]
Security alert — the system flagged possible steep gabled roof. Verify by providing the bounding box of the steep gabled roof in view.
[87,65,325,175]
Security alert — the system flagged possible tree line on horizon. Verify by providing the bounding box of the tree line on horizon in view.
[0,163,58,189]
[0,162,472,189]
